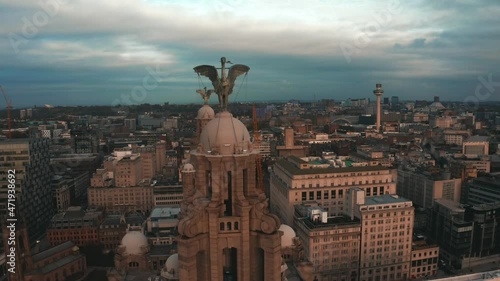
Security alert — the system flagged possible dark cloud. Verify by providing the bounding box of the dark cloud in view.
[0,0,499,107]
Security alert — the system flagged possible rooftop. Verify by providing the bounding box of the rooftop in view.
[150,207,181,218]
[276,157,388,176]
[28,254,83,275]
[364,194,412,206]
[298,215,361,230]
[32,241,75,263]
[434,198,464,213]
[464,136,489,143]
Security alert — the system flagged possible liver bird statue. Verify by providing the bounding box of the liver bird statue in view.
[196,87,214,104]
[194,57,249,111]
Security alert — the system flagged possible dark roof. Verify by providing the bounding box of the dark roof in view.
[148,244,177,257]
[28,254,83,275]
[32,241,75,263]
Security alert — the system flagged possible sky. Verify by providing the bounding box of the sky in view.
[1,0,500,107]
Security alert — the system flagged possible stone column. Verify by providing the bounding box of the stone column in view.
[178,238,198,280]
[207,206,221,281]
[239,205,252,281]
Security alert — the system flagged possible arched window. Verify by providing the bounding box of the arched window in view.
[234,222,239,230]
[227,222,232,230]
[220,223,225,231]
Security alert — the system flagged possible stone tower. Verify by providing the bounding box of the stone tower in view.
[177,58,282,281]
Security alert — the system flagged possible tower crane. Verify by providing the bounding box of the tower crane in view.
[253,104,264,192]
[0,85,12,139]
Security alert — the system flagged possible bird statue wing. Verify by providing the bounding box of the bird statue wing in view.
[193,65,221,92]
[227,64,250,95]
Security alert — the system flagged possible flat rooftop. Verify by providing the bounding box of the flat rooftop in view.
[434,198,464,213]
[464,136,489,142]
[276,157,388,176]
[150,206,181,218]
[364,194,411,206]
[299,215,361,230]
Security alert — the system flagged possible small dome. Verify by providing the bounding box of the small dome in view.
[279,224,296,248]
[162,254,179,279]
[165,253,178,271]
[182,163,195,172]
[120,231,148,255]
[199,111,252,155]
[72,245,79,252]
[197,104,215,120]
[429,102,445,110]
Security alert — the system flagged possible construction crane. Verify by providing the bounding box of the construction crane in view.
[253,104,264,192]
[0,85,12,139]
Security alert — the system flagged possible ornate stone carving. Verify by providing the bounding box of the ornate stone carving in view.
[178,197,210,238]
[249,195,279,234]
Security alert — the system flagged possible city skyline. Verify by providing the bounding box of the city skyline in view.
[1,0,500,107]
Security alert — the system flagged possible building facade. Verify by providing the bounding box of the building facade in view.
[347,190,414,281]
[397,167,461,209]
[294,204,361,281]
[0,139,54,247]
[46,206,102,247]
[88,185,154,213]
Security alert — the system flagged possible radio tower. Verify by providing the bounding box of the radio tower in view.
[373,83,384,132]
[0,85,12,139]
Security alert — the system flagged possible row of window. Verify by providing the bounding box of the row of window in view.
[298,179,390,189]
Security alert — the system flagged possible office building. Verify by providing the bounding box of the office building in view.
[463,136,489,156]
[46,206,102,247]
[397,167,461,209]
[0,139,54,247]
[346,190,414,281]
[294,204,361,281]
[270,156,397,226]
[464,176,500,205]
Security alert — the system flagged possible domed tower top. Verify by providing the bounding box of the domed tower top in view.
[198,111,252,155]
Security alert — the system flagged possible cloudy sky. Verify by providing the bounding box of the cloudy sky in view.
[1,0,499,107]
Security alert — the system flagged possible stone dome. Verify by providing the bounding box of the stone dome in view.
[197,104,215,120]
[120,231,148,255]
[182,163,195,172]
[199,111,252,155]
[162,253,179,279]
[165,254,179,272]
[279,224,296,248]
